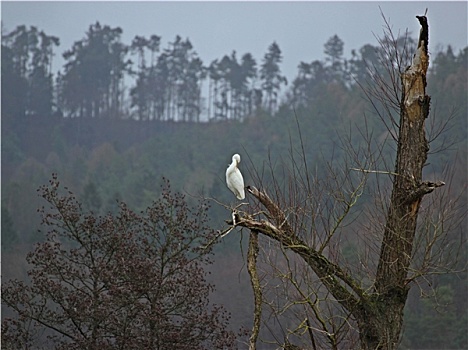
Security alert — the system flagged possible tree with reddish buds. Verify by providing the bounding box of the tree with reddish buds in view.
[2,174,236,349]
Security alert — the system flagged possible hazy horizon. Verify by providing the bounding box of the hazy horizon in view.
[2,1,467,82]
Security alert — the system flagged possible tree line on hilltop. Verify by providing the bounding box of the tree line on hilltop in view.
[5,22,466,122]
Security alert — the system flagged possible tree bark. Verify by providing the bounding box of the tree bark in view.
[233,15,444,350]
[247,231,262,350]
[369,14,443,349]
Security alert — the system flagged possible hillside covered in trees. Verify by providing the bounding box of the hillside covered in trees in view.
[2,21,467,349]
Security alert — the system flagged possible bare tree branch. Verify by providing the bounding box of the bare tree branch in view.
[247,231,262,350]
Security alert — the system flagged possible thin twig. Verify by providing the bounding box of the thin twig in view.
[349,167,400,176]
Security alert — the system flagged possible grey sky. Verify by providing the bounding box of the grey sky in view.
[2,1,467,82]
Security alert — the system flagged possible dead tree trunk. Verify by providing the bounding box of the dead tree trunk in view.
[369,14,445,349]
[234,15,445,350]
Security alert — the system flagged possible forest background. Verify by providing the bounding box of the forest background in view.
[1,12,467,348]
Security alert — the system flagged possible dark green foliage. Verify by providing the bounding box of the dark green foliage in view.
[428,45,468,160]
[1,25,59,119]
[81,180,102,213]
[208,51,258,120]
[324,34,346,82]
[60,22,129,118]
[260,41,287,114]
[401,282,468,349]
[1,206,18,251]
[1,44,28,120]
[129,35,206,121]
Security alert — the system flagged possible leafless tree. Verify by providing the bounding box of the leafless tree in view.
[222,13,465,350]
[2,175,236,349]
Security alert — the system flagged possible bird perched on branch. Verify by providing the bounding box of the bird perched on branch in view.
[226,154,245,200]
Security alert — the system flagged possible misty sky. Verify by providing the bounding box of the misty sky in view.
[2,1,467,82]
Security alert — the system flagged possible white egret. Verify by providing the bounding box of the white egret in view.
[226,154,245,200]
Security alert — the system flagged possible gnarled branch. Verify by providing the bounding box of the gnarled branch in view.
[238,186,365,315]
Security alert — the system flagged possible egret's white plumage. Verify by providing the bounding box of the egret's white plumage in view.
[226,154,245,200]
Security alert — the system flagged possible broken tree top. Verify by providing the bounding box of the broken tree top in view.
[416,15,429,53]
